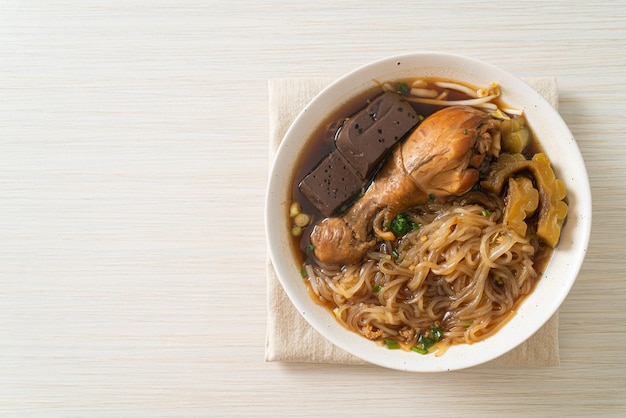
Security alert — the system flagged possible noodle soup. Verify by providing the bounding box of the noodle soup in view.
[287,78,567,356]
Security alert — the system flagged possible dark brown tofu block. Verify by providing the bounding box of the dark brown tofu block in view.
[298,149,364,217]
[335,92,419,179]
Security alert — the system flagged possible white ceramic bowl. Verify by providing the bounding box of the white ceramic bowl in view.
[265,52,591,372]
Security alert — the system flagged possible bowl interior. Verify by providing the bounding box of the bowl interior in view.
[265,52,591,372]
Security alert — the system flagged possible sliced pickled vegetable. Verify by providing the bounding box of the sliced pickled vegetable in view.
[481,153,527,192]
[481,152,568,247]
[532,153,568,247]
[501,115,530,153]
[503,176,539,237]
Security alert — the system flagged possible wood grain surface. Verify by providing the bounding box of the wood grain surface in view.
[1,1,625,416]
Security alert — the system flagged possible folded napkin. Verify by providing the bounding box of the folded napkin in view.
[266,77,560,367]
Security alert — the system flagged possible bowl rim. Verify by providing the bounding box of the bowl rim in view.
[265,51,592,372]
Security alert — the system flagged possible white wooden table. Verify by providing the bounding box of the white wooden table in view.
[1,1,625,416]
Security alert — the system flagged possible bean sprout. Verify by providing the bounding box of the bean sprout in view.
[410,88,439,98]
[403,94,500,107]
[379,79,522,116]
[434,81,478,98]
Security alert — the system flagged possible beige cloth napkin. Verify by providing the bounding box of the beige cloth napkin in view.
[266,77,560,367]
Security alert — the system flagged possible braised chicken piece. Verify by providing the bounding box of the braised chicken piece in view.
[310,105,501,266]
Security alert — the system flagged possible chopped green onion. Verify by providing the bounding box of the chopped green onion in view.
[481,209,491,217]
[372,285,382,292]
[418,334,434,350]
[430,325,442,342]
[384,339,400,349]
[428,194,436,202]
[411,346,428,354]
[307,244,316,252]
[463,128,468,135]
[397,83,410,96]
[412,325,443,354]
[389,213,417,237]
[392,247,399,259]
[300,267,308,278]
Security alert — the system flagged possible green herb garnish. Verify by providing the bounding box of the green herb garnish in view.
[384,339,401,349]
[481,209,491,217]
[428,193,436,202]
[387,213,423,239]
[372,285,382,292]
[430,325,443,341]
[397,83,410,96]
[411,325,443,355]
[389,212,417,237]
